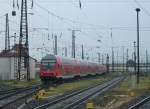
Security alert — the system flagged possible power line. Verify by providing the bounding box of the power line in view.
[27,0,150,33]
[28,0,108,29]
[34,2,74,28]
[0,14,34,31]
[0,22,19,32]
[28,27,150,31]
[38,0,150,3]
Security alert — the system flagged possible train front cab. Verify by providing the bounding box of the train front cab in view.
[40,55,62,83]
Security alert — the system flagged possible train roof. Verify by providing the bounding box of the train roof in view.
[41,54,56,60]
[41,54,101,65]
[58,56,100,64]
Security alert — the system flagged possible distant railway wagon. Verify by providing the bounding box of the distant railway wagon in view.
[40,54,107,82]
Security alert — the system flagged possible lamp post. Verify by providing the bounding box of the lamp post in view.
[134,41,136,75]
[136,8,140,84]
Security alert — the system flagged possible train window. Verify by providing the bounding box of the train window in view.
[41,62,49,70]
[41,59,56,70]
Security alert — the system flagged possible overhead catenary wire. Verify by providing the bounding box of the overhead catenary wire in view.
[28,0,109,29]
[1,0,150,31]
[37,0,150,3]
[13,0,150,35]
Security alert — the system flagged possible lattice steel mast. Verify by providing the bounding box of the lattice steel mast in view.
[5,13,10,51]
[18,0,30,81]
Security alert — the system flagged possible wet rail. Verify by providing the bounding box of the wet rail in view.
[128,95,150,109]
[34,76,124,109]
[0,84,41,109]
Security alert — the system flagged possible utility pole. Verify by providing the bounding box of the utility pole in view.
[134,41,137,74]
[106,54,109,73]
[13,33,17,45]
[5,13,10,51]
[65,47,67,57]
[122,46,125,73]
[126,48,129,72]
[54,35,57,55]
[98,53,101,64]
[18,0,30,81]
[146,50,148,74]
[136,8,140,84]
[117,50,119,72]
[102,54,104,65]
[81,44,84,60]
[112,47,114,72]
[72,30,75,58]
[68,29,80,58]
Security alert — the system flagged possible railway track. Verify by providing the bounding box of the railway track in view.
[33,76,124,109]
[0,84,41,109]
[0,88,24,98]
[128,95,150,109]
[0,85,19,92]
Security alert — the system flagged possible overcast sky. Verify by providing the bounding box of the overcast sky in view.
[0,0,150,62]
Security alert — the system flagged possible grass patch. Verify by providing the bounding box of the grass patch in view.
[0,79,40,88]
[117,76,150,95]
[0,73,41,88]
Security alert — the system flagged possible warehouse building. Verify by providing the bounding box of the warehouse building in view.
[0,44,37,80]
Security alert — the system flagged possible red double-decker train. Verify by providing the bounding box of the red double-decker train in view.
[40,54,107,83]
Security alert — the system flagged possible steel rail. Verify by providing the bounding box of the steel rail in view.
[0,84,41,100]
[0,88,23,95]
[0,84,41,108]
[128,95,150,109]
[34,80,109,109]
[63,77,124,109]
[34,76,124,109]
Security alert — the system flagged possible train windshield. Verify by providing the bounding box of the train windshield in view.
[41,59,56,70]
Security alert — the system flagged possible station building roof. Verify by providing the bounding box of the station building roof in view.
[0,44,37,61]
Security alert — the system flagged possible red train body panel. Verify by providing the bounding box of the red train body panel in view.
[40,54,107,81]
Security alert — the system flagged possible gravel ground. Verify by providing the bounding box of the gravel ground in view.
[76,90,150,109]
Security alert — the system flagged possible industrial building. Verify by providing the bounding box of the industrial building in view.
[0,44,37,80]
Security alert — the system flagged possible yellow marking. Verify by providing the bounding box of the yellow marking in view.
[86,102,94,109]
[35,90,46,100]
[130,92,135,97]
